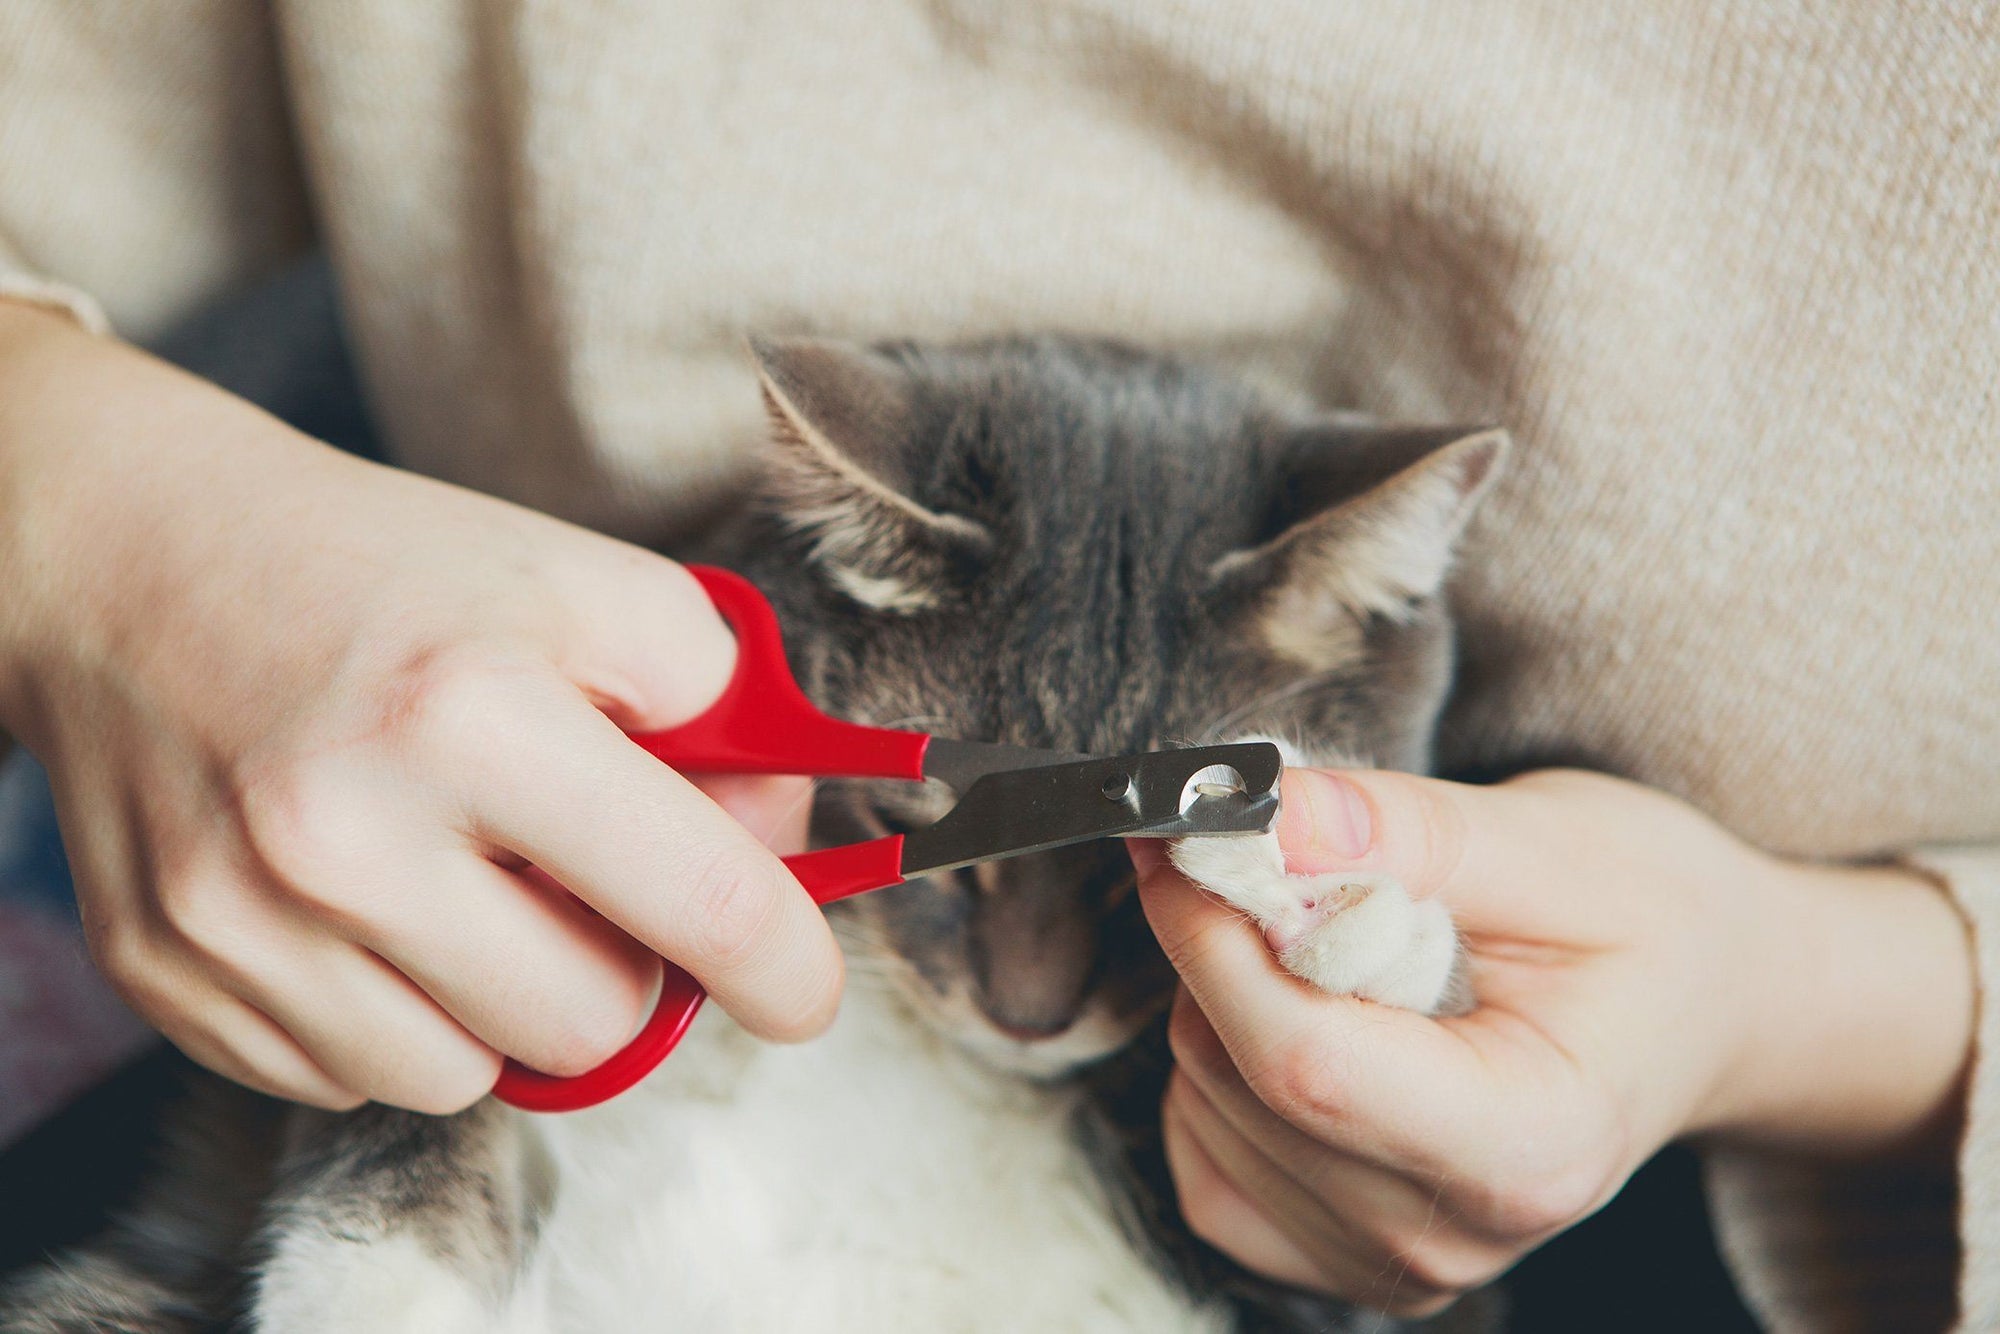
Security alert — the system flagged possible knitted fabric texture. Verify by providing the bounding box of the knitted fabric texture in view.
[2,5,1997,1327]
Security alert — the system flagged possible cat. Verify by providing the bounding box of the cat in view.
[0,335,1504,1333]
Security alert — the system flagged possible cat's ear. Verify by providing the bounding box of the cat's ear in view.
[750,336,989,614]
[1211,426,1508,663]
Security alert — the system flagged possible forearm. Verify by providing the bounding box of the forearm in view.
[1699,856,1974,1156]
[0,301,149,724]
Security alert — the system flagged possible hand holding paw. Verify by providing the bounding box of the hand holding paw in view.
[1130,767,1974,1316]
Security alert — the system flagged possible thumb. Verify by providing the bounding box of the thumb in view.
[1276,768,1537,929]
[1277,768,1466,890]
[1129,766,1498,985]
[1126,765,1504,1049]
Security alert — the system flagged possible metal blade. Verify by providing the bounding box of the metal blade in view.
[900,741,1283,877]
[920,737,1092,794]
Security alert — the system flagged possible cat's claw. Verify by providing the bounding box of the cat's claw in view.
[1168,833,1460,1016]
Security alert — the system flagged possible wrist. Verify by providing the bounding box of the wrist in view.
[0,301,314,743]
[0,301,93,735]
[1698,855,1974,1155]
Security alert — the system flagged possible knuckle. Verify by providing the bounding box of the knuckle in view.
[89,916,164,1005]
[396,1053,502,1117]
[1471,1163,1602,1241]
[232,762,359,892]
[1512,766,1617,801]
[404,1085,485,1117]
[1402,777,1471,893]
[646,557,730,638]
[1390,1237,1503,1296]
[540,991,649,1077]
[1508,767,1656,835]
[301,1087,369,1113]
[1155,914,1237,988]
[1176,1182,1233,1252]
[1378,1285,1464,1320]
[153,871,247,957]
[677,852,785,973]
[1508,765,1589,795]
[1246,1037,1347,1127]
[1164,998,1202,1065]
[388,650,531,766]
[1166,997,1227,1080]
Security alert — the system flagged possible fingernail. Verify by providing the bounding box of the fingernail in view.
[1280,770,1373,864]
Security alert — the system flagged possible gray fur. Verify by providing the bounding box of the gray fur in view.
[2,336,1500,1333]
[738,337,1490,1067]
[735,337,1500,1332]
[0,1076,281,1332]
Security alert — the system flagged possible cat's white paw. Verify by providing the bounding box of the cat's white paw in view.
[1262,870,1459,1012]
[1168,833,1459,1015]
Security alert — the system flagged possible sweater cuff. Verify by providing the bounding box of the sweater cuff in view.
[0,269,111,337]
[1700,844,1999,1333]
[1913,843,2000,1330]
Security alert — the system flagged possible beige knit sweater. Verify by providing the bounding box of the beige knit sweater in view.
[4,4,1997,1328]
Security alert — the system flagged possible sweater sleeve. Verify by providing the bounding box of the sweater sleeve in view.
[1923,844,2000,1331]
[0,2,314,345]
[1701,845,2000,1333]
[0,241,95,767]
[0,238,109,336]
[0,2,315,766]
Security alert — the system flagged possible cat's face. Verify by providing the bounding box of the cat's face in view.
[725,337,1503,1077]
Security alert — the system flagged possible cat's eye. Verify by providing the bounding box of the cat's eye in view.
[868,805,917,838]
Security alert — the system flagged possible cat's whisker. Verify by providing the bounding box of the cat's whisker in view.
[834,958,903,981]
[771,775,823,835]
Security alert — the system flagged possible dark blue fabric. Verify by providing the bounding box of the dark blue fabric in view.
[0,755,71,913]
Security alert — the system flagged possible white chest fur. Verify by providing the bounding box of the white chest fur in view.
[512,974,1227,1334]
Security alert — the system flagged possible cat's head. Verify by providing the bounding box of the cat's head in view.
[725,336,1504,1077]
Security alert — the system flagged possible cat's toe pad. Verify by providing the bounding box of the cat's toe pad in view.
[1168,834,1459,1015]
[1265,872,1457,1012]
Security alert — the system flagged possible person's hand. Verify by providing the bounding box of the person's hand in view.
[1132,766,1974,1315]
[0,302,838,1114]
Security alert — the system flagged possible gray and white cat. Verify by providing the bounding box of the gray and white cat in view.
[1,337,1504,1334]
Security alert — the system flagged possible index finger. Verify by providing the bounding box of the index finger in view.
[1132,849,1498,1167]
[462,670,843,1044]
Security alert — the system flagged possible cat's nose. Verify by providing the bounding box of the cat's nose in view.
[970,846,1127,1041]
[970,906,1096,1041]
[989,1012,1077,1043]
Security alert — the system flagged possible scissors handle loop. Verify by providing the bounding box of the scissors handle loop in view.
[493,566,920,1112]
[628,566,930,780]
[493,839,905,1112]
